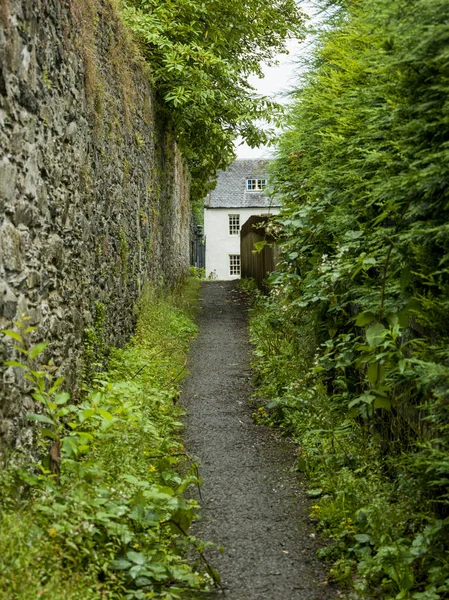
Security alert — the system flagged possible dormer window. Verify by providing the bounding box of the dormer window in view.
[247,178,267,192]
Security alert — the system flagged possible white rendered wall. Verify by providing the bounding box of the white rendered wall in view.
[204,207,280,280]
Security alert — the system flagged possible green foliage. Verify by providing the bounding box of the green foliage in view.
[238,277,259,297]
[249,0,449,597]
[189,266,205,280]
[250,292,449,598]
[0,281,215,599]
[84,301,108,381]
[119,0,305,200]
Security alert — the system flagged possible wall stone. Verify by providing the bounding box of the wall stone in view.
[0,0,191,461]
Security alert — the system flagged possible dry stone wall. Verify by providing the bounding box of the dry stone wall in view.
[0,0,191,460]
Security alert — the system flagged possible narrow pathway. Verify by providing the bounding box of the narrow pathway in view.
[181,281,337,600]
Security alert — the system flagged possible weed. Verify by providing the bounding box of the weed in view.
[249,289,449,598]
[0,280,215,598]
[189,266,205,280]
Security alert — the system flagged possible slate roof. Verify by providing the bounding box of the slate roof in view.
[205,159,279,209]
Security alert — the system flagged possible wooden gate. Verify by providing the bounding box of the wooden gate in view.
[240,215,279,286]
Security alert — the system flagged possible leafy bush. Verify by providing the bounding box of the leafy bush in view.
[119,0,305,200]
[248,0,449,597]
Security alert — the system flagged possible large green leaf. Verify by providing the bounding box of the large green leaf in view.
[366,323,386,347]
[4,360,26,369]
[126,551,146,565]
[1,329,23,343]
[355,311,376,326]
[27,413,55,426]
[110,558,132,571]
[54,392,70,405]
[29,343,49,359]
[367,362,380,385]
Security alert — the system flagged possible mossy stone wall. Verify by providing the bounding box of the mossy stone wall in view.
[0,0,191,458]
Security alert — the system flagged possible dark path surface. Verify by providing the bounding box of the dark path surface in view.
[181,281,338,600]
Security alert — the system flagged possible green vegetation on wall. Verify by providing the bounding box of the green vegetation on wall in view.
[0,279,215,599]
[249,0,449,597]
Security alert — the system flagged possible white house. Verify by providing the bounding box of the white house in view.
[204,159,280,280]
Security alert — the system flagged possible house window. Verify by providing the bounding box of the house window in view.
[247,178,267,192]
[229,254,241,276]
[229,214,240,235]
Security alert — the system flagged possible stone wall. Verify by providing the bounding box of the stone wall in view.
[0,0,191,460]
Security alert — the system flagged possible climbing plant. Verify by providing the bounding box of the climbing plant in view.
[119,0,305,200]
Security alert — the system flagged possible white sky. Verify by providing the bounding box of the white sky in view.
[235,1,320,159]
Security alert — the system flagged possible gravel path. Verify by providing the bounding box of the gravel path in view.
[181,281,338,600]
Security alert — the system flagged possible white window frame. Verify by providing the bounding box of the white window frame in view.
[229,254,241,276]
[228,214,240,236]
[246,178,267,192]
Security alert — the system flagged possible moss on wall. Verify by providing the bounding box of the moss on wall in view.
[0,0,191,460]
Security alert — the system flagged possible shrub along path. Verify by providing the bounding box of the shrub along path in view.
[181,281,338,599]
